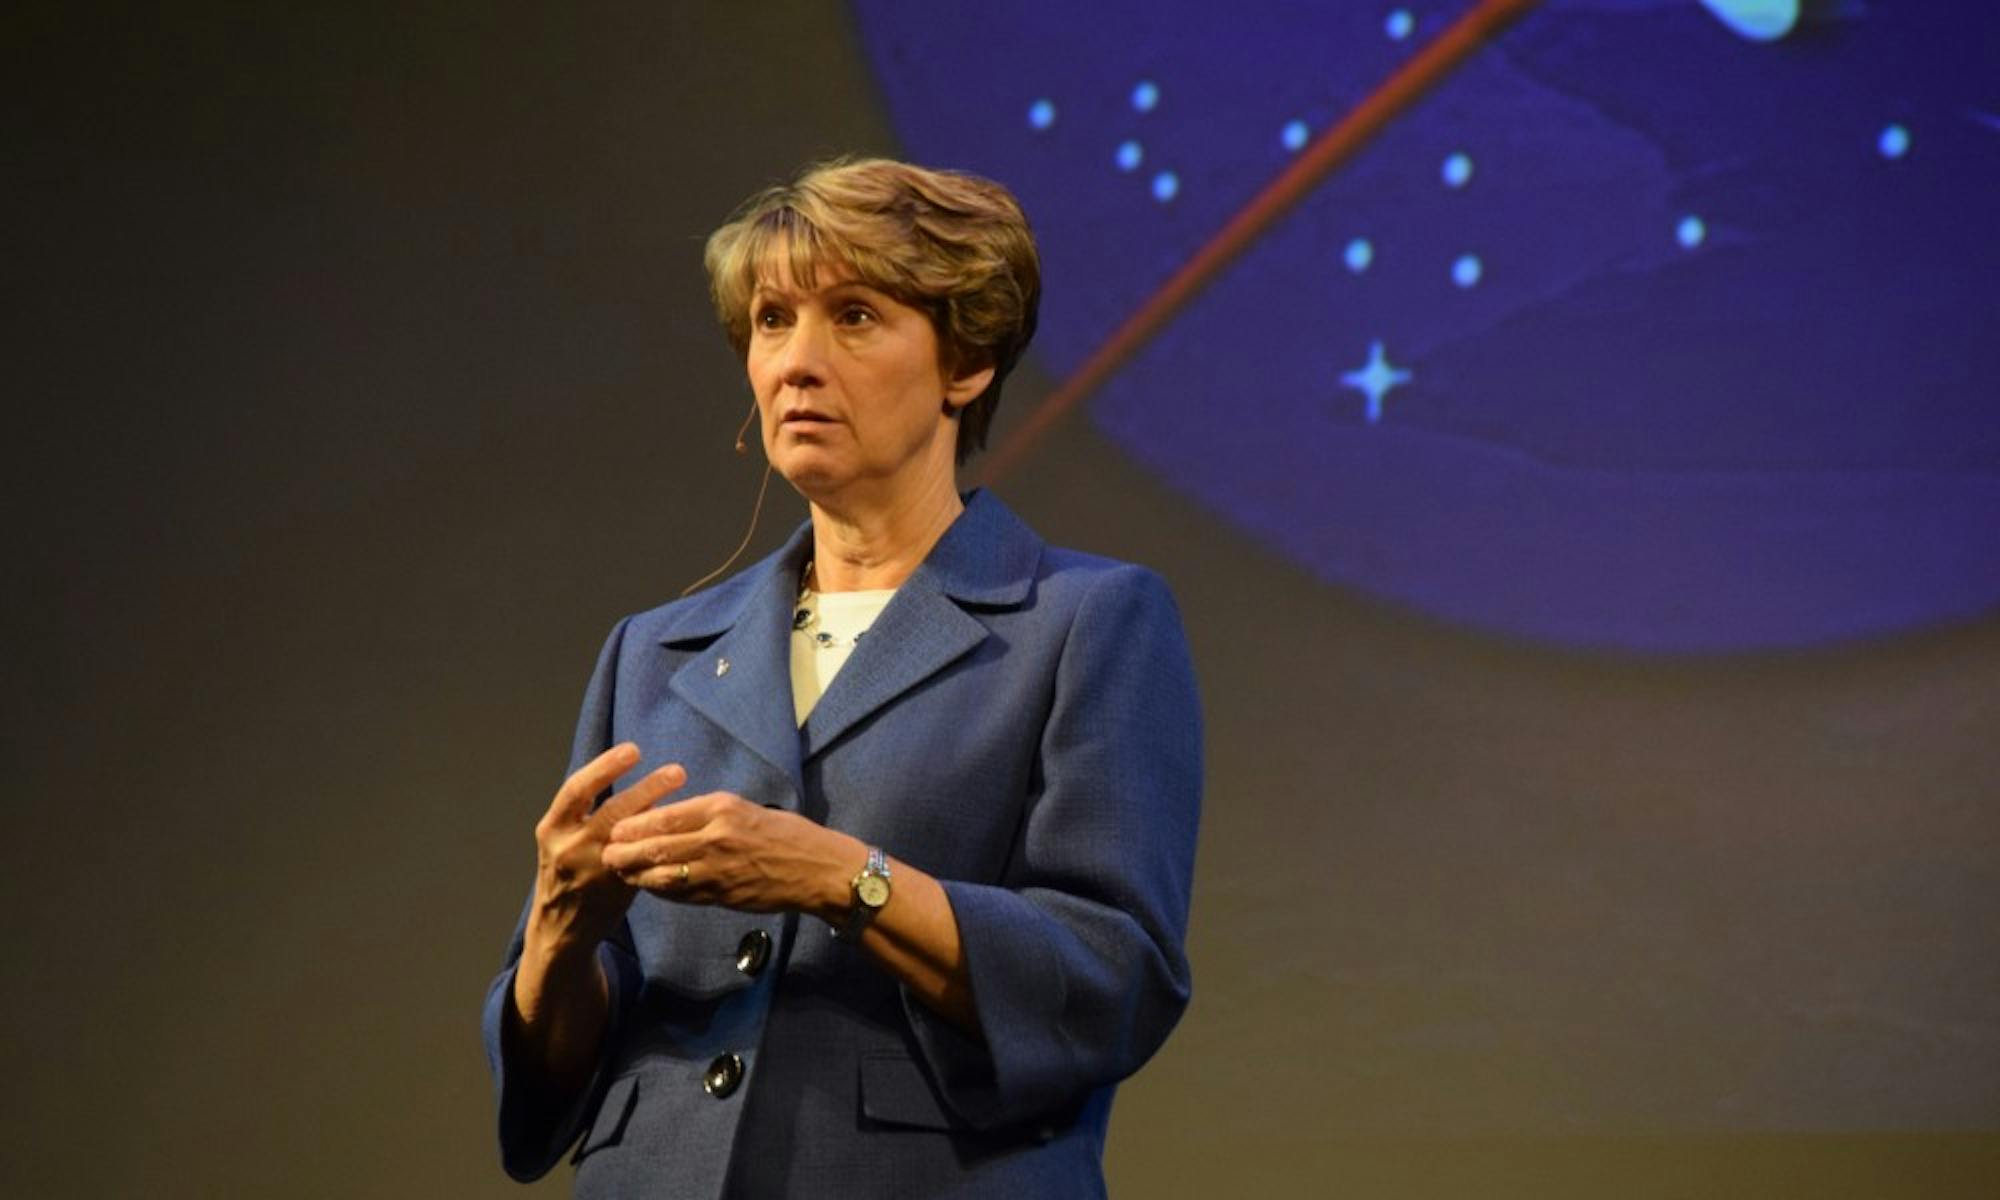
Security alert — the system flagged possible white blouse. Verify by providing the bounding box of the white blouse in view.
[789,586,896,726]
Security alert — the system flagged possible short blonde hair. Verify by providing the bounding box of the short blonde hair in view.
[704,157,1041,464]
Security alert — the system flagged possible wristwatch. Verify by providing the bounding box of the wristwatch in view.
[837,846,892,940]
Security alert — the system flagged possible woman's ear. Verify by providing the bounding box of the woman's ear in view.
[943,362,996,412]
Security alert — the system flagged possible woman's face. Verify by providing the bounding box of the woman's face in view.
[745,254,991,507]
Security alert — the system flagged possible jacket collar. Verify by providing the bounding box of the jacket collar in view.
[652,488,1041,643]
[659,490,1044,787]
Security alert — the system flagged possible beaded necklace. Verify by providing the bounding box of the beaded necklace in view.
[791,561,880,649]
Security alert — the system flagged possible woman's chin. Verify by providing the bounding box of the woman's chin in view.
[775,455,852,502]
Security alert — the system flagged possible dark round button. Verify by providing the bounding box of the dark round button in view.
[735,929,773,976]
[704,1052,744,1099]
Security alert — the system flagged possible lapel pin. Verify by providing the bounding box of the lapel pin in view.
[715,657,731,677]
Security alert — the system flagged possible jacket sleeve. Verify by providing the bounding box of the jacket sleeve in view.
[904,565,1202,1129]
[479,617,645,1180]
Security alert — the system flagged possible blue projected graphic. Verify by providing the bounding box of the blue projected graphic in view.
[1698,0,1796,43]
[1341,340,1414,424]
[1879,121,1911,160]
[852,0,2000,652]
[1441,150,1474,188]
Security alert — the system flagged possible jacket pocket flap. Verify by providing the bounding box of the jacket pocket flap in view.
[576,1073,639,1159]
[859,1053,957,1130]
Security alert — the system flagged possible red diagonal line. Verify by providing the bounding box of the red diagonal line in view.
[976,0,1542,485]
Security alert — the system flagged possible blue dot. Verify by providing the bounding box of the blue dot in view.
[1878,123,1910,159]
[1131,81,1160,113]
[1452,254,1482,288]
[1151,171,1180,203]
[1282,120,1310,152]
[1386,9,1415,40]
[1115,140,1143,172]
[1027,99,1055,131]
[1442,152,1473,188]
[1344,239,1374,273]
[1676,215,1706,249]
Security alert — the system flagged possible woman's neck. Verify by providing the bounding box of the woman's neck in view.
[807,470,964,593]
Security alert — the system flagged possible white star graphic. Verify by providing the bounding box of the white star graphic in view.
[1339,340,1413,424]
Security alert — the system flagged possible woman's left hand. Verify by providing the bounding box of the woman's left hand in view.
[601,792,862,920]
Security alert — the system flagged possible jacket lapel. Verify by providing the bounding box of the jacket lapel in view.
[796,589,989,759]
[799,490,1042,760]
[665,525,811,803]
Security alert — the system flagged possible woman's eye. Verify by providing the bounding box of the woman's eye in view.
[838,305,876,326]
[753,306,785,329]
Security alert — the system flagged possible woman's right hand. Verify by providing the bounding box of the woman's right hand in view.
[510,744,684,1089]
[525,743,687,959]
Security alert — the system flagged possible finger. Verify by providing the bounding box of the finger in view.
[546,743,641,827]
[602,830,706,875]
[627,859,701,894]
[609,790,733,844]
[593,763,689,830]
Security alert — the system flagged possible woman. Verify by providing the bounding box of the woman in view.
[481,157,1202,1198]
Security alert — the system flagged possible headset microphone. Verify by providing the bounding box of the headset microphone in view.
[683,398,776,597]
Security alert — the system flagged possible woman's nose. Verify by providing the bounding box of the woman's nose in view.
[776,313,830,388]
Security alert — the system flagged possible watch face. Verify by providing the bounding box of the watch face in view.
[857,874,891,908]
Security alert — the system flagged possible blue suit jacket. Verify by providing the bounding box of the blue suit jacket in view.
[481,490,1201,1197]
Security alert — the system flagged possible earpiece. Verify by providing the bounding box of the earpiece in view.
[684,399,773,597]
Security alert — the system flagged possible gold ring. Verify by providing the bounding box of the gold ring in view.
[677,862,690,884]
